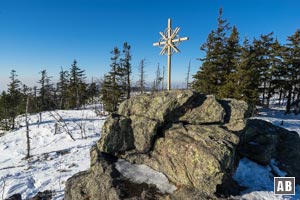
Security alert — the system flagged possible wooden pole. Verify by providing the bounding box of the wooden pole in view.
[167,18,171,91]
[153,18,189,91]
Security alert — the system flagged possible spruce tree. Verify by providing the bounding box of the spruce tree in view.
[100,48,123,112]
[121,42,132,99]
[283,29,300,113]
[100,74,116,112]
[193,8,230,96]
[269,39,285,105]
[0,91,10,130]
[57,67,69,109]
[219,26,241,98]
[253,33,274,106]
[7,70,22,129]
[67,60,87,109]
[235,38,260,104]
[38,70,55,111]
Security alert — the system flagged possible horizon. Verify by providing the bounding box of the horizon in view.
[0,0,300,92]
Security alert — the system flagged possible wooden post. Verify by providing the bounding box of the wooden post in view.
[153,18,188,91]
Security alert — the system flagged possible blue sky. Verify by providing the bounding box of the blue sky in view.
[0,0,299,91]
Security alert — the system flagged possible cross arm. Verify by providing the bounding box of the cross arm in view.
[171,37,189,43]
[153,41,167,46]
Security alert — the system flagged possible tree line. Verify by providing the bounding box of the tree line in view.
[192,8,300,114]
[0,60,98,131]
[0,41,160,131]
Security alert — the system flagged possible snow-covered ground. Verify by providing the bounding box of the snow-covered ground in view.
[233,103,300,200]
[0,108,106,199]
[0,102,299,200]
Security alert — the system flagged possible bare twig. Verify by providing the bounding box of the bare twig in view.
[49,111,76,141]
[1,177,6,200]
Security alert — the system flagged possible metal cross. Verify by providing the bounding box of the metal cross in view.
[153,18,189,90]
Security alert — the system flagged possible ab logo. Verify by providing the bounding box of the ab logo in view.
[274,177,295,195]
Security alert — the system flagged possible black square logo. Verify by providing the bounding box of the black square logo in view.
[274,177,295,195]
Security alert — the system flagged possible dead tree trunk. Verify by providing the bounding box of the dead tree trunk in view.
[25,95,30,159]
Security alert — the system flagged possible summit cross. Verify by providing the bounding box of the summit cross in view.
[153,18,189,90]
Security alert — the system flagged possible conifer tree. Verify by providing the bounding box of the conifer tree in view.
[252,33,274,106]
[283,29,300,113]
[38,70,55,111]
[57,67,69,109]
[192,8,230,96]
[121,42,132,99]
[235,38,260,104]
[100,48,123,112]
[0,91,10,130]
[269,39,285,106]
[7,70,22,129]
[67,60,87,109]
[219,26,241,98]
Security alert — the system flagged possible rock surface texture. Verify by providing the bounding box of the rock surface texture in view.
[64,90,251,200]
[238,119,300,184]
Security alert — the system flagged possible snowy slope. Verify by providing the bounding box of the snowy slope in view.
[0,108,106,199]
[0,102,299,200]
[233,104,300,200]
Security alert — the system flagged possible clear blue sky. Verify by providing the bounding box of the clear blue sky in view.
[0,0,299,91]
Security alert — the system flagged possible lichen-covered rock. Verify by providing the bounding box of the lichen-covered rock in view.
[219,99,250,131]
[129,123,239,195]
[129,115,160,153]
[118,90,195,122]
[65,148,170,200]
[97,115,135,155]
[180,95,225,124]
[65,90,251,199]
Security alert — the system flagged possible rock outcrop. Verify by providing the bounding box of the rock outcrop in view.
[238,119,300,184]
[65,90,250,200]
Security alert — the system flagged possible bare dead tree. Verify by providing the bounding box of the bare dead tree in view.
[138,59,146,94]
[25,95,31,159]
[186,59,191,90]
[162,65,165,90]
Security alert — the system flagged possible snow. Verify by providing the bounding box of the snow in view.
[115,159,177,194]
[233,158,300,200]
[254,105,300,136]
[233,103,300,200]
[0,101,299,199]
[0,108,106,199]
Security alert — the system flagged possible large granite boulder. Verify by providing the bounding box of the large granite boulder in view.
[220,99,250,131]
[238,119,300,183]
[179,95,225,124]
[65,90,250,199]
[126,123,239,196]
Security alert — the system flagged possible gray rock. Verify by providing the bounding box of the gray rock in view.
[238,119,300,183]
[129,123,239,196]
[180,95,225,124]
[97,115,135,155]
[220,99,250,131]
[65,90,252,199]
[5,194,22,200]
